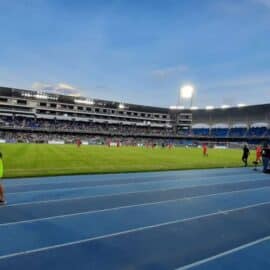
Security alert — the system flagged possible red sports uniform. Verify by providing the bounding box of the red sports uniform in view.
[202,144,208,156]
[256,146,262,162]
[76,139,82,147]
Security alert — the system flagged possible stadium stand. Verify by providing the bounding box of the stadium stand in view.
[192,128,210,136]
[229,127,248,137]
[246,124,268,137]
[211,128,228,137]
[0,86,269,145]
[210,124,229,137]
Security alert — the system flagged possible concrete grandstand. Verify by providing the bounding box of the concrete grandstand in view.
[0,86,269,145]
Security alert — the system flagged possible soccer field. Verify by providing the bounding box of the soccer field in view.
[0,144,254,178]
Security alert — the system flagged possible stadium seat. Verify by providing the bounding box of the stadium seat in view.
[192,128,210,136]
[246,127,267,137]
[229,128,247,137]
[210,128,229,137]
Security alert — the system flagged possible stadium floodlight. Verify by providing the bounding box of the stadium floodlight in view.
[180,85,194,99]
[74,99,94,105]
[190,106,198,110]
[237,103,246,108]
[169,105,184,110]
[206,105,214,110]
[22,92,33,98]
[35,93,48,100]
[118,103,125,109]
[221,104,230,109]
[179,84,195,108]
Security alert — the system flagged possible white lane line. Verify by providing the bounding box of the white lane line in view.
[2,185,270,227]
[4,169,254,188]
[175,235,270,270]
[5,172,261,195]
[5,177,270,206]
[3,173,174,187]
[5,173,267,196]
[3,168,253,187]
[0,201,270,261]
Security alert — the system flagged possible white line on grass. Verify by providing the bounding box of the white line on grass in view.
[0,201,270,261]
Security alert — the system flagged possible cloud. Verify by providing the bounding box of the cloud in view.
[195,72,270,106]
[204,73,270,89]
[151,65,189,79]
[251,0,270,8]
[32,82,82,96]
[213,1,248,14]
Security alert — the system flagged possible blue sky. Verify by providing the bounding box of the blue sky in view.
[0,0,270,108]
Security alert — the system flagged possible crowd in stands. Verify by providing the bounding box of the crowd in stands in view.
[191,127,268,137]
[0,131,177,146]
[0,116,172,137]
[0,116,269,139]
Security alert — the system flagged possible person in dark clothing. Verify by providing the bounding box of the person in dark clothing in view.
[242,145,250,167]
[262,143,270,173]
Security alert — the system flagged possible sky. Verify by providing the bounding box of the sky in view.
[0,0,270,108]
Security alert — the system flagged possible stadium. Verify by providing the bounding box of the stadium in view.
[0,85,267,177]
[0,86,269,145]
[0,85,270,269]
[1,1,270,269]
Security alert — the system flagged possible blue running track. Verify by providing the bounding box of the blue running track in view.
[0,167,270,269]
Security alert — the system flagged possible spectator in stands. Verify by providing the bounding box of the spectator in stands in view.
[0,152,5,204]
[262,143,270,173]
[242,144,250,167]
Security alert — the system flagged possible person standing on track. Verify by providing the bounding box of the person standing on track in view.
[262,143,270,173]
[0,152,6,204]
[242,144,250,167]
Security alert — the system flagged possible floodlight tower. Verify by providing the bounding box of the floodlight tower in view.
[179,84,195,108]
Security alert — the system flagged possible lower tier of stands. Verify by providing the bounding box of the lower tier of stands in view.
[0,116,269,140]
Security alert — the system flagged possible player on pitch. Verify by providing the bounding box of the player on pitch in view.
[256,145,262,163]
[76,138,82,148]
[242,144,250,167]
[202,143,208,157]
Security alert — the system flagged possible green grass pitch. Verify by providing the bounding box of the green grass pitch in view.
[0,144,255,178]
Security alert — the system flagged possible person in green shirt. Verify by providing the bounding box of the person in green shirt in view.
[0,152,5,204]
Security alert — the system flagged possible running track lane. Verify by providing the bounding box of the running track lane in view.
[1,179,270,224]
[4,167,250,186]
[1,203,270,270]
[5,170,256,193]
[1,187,270,257]
[5,173,268,204]
[184,237,270,270]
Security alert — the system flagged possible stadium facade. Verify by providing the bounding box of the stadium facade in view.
[0,86,269,145]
